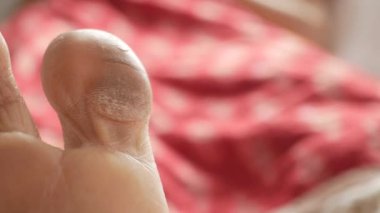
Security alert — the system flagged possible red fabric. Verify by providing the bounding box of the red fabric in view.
[2,0,380,212]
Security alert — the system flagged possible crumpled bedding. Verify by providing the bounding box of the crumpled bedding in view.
[2,0,380,212]
[276,168,380,213]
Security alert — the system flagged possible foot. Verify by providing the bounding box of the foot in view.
[0,30,168,212]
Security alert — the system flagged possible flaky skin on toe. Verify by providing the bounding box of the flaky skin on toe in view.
[42,30,153,155]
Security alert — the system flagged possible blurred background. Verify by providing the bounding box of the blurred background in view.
[1,0,380,212]
[2,0,380,75]
[242,0,380,76]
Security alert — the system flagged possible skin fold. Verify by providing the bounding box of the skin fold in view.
[0,30,168,212]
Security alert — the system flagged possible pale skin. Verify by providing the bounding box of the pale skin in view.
[0,30,168,212]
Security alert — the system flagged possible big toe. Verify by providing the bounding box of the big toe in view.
[42,29,152,156]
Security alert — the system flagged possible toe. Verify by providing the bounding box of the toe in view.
[0,33,39,136]
[42,30,152,157]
